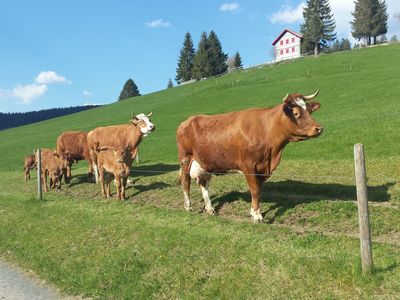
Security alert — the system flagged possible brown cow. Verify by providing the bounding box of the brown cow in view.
[40,149,68,192]
[176,90,322,222]
[87,112,155,182]
[23,154,36,182]
[56,131,93,183]
[97,145,132,200]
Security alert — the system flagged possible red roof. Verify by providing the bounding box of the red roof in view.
[272,28,303,45]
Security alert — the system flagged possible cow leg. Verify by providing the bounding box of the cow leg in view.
[199,176,215,215]
[121,176,127,200]
[245,175,264,222]
[115,175,122,200]
[92,162,100,184]
[87,159,94,182]
[43,170,48,192]
[24,168,28,182]
[99,166,107,198]
[180,161,192,211]
[105,174,111,198]
[64,162,72,183]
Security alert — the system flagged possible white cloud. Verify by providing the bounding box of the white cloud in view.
[220,2,240,12]
[83,90,92,97]
[145,19,171,28]
[12,84,47,104]
[270,2,305,24]
[35,71,71,84]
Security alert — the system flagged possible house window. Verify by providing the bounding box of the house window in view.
[286,48,289,54]
[280,40,283,45]
[292,37,295,43]
[292,47,295,52]
[286,39,289,44]
[280,49,283,55]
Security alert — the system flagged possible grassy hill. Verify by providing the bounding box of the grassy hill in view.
[0,45,399,298]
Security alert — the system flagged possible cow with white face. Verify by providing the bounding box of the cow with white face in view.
[176,90,322,222]
[87,112,155,183]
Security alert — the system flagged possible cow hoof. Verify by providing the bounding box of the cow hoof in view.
[250,208,263,223]
[205,207,216,215]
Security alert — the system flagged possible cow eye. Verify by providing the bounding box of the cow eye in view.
[293,110,301,119]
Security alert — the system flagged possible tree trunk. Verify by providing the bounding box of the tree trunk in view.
[373,36,377,45]
[368,36,371,45]
[314,45,318,56]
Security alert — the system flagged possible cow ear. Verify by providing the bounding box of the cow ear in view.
[131,118,139,126]
[306,101,321,113]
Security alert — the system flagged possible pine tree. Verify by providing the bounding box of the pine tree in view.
[301,0,337,55]
[118,79,140,101]
[234,51,243,68]
[372,0,388,45]
[175,32,195,84]
[192,32,211,80]
[351,0,388,45]
[207,31,228,76]
[167,78,173,89]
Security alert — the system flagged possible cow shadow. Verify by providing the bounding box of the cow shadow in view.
[212,180,395,222]
[129,181,172,196]
[130,163,179,178]
[65,173,93,187]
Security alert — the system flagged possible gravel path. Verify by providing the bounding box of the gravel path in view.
[0,260,62,300]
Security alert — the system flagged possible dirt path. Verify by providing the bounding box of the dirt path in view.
[0,259,62,300]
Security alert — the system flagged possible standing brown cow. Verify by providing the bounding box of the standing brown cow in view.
[97,145,132,200]
[40,149,69,192]
[176,90,322,222]
[87,112,155,182]
[23,154,36,182]
[56,131,94,183]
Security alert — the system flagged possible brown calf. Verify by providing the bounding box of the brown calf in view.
[40,149,68,192]
[176,90,322,222]
[87,112,155,182]
[23,154,36,182]
[96,145,132,200]
[56,131,93,183]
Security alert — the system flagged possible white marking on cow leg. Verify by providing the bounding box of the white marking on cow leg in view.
[92,163,99,184]
[184,191,192,211]
[250,207,263,222]
[201,181,215,215]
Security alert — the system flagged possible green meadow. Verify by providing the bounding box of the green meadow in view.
[0,45,399,298]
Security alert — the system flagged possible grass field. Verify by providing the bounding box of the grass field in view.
[0,44,400,298]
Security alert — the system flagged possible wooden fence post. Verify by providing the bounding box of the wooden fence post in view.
[36,149,42,200]
[354,143,373,273]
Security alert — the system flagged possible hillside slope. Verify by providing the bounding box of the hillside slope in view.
[0,45,399,298]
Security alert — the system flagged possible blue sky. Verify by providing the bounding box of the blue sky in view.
[1,0,399,113]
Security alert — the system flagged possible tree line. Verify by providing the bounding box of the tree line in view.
[175,31,242,84]
[300,0,389,55]
[0,105,100,131]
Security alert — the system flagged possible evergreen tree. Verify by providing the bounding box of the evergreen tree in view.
[175,32,195,84]
[192,32,211,80]
[167,78,173,89]
[351,0,388,45]
[207,31,228,76]
[301,0,336,55]
[234,51,243,68]
[118,79,140,101]
[341,38,351,50]
[372,0,388,44]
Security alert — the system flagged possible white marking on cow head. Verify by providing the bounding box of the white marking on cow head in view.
[135,113,155,136]
[295,98,307,110]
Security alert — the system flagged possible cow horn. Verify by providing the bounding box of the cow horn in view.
[303,89,319,100]
[146,111,153,117]
[282,94,289,102]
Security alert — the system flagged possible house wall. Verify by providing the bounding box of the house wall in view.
[274,32,301,62]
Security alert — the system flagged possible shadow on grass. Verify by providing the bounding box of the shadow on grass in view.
[213,180,395,221]
[67,173,92,187]
[130,182,172,196]
[130,163,179,177]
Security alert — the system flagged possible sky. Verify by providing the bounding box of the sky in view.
[0,0,399,113]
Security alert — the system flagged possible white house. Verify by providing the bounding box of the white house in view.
[272,29,303,62]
